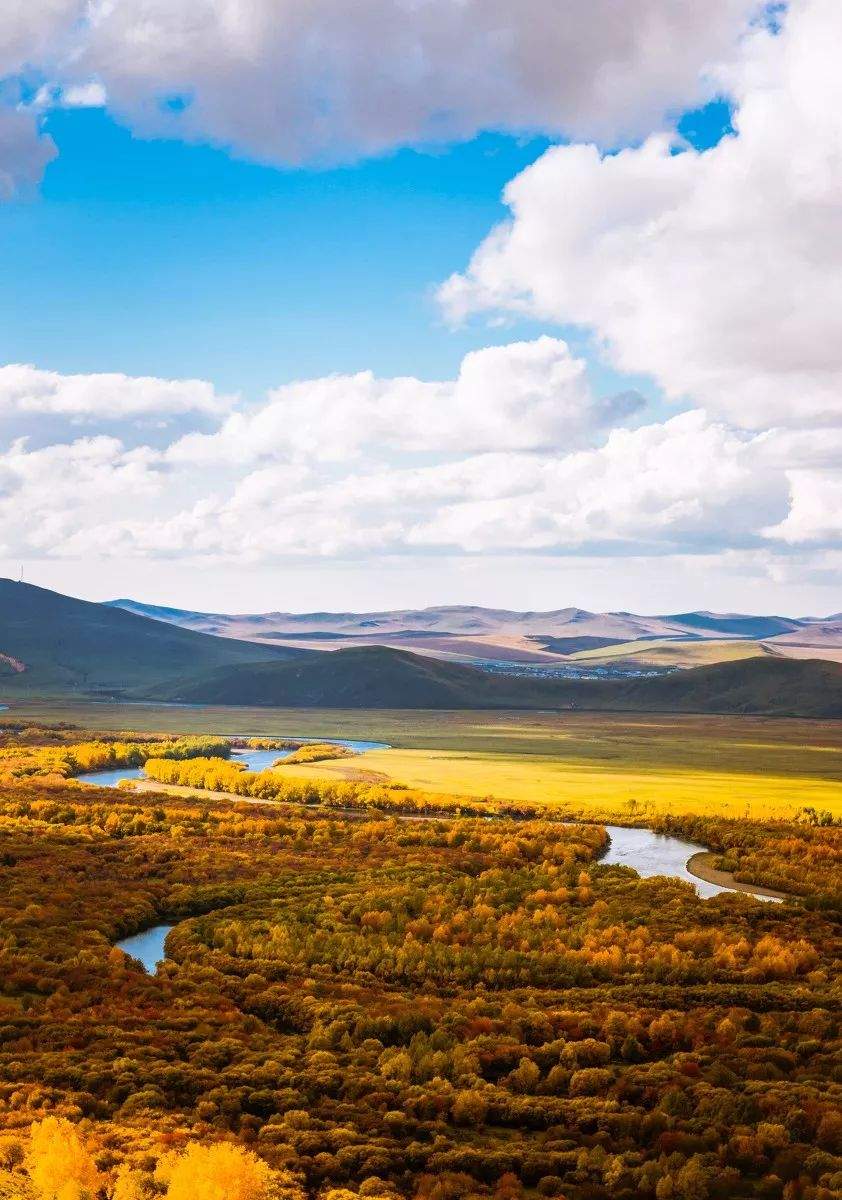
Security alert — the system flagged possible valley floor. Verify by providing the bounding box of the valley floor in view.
[12,701,842,822]
[0,716,839,1200]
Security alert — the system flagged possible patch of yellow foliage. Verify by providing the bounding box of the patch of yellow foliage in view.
[157,1142,300,1200]
[1,1120,303,1200]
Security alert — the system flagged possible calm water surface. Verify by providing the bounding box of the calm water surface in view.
[77,737,387,787]
[114,924,172,972]
[603,824,725,899]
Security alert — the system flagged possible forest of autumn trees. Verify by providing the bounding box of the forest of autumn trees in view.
[0,723,839,1200]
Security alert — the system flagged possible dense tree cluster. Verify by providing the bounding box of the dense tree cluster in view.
[0,1115,300,1199]
[0,729,839,1200]
[140,756,842,903]
[0,733,233,785]
[234,740,306,752]
[279,745,356,766]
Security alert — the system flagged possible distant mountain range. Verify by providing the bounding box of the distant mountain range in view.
[107,598,842,669]
[0,581,840,717]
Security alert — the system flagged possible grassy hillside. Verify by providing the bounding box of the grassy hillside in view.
[610,655,842,718]
[157,645,535,708]
[0,580,303,695]
[5,581,839,714]
[158,643,842,718]
[529,634,627,654]
[664,611,801,638]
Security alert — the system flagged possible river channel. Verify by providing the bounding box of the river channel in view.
[76,737,779,970]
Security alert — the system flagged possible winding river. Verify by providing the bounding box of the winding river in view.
[79,736,779,971]
[97,738,385,971]
[602,824,732,899]
[77,737,386,787]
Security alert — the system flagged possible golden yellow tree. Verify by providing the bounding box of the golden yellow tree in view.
[110,1165,146,1200]
[26,1117,101,1200]
[163,1143,282,1200]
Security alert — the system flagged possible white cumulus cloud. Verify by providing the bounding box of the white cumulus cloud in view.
[76,0,761,162]
[0,364,834,572]
[408,411,788,553]
[440,0,842,432]
[0,436,161,556]
[0,0,763,192]
[167,337,642,466]
[0,108,56,199]
[0,364,232,421]
[766,471,842,545]
[0,0,83,79]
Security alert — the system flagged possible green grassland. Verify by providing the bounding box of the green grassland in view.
[11,700,842,821]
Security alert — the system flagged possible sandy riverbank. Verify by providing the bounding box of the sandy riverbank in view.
[686,851,788,900]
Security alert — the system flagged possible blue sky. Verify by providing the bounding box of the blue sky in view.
[1,101,730,398]
[0,0,838,616]
[2,112,553,392]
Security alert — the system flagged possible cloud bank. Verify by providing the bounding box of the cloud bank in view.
[0,341,830,572]
[0,365,231,420]
[166,338,641,467]
[1,0,762,187]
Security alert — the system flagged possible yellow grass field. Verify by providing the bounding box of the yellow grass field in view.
[285,745,842,821]
[13,701,842,822]
[568,637,771,667]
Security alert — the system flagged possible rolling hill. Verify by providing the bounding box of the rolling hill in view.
[4,582,839,714]
[564,637,774,669]
[605,656,842,719]
[108,600,683,642]
[107,598,842,668]
[0,580,304,696]
[661,611,802,639]
[157,645,842,718]
[155,646,530,708]
[765,620,842,648]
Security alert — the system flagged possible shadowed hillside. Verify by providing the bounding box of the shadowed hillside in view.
[157,644,842,717]
[0,580,303,695]
[608,655,842,718]
[156,646,528,708]
[664,611,802,638]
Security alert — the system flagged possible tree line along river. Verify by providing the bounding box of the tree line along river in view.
[74,734,781,972]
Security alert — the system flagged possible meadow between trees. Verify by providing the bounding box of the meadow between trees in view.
[0,724,839,1199]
